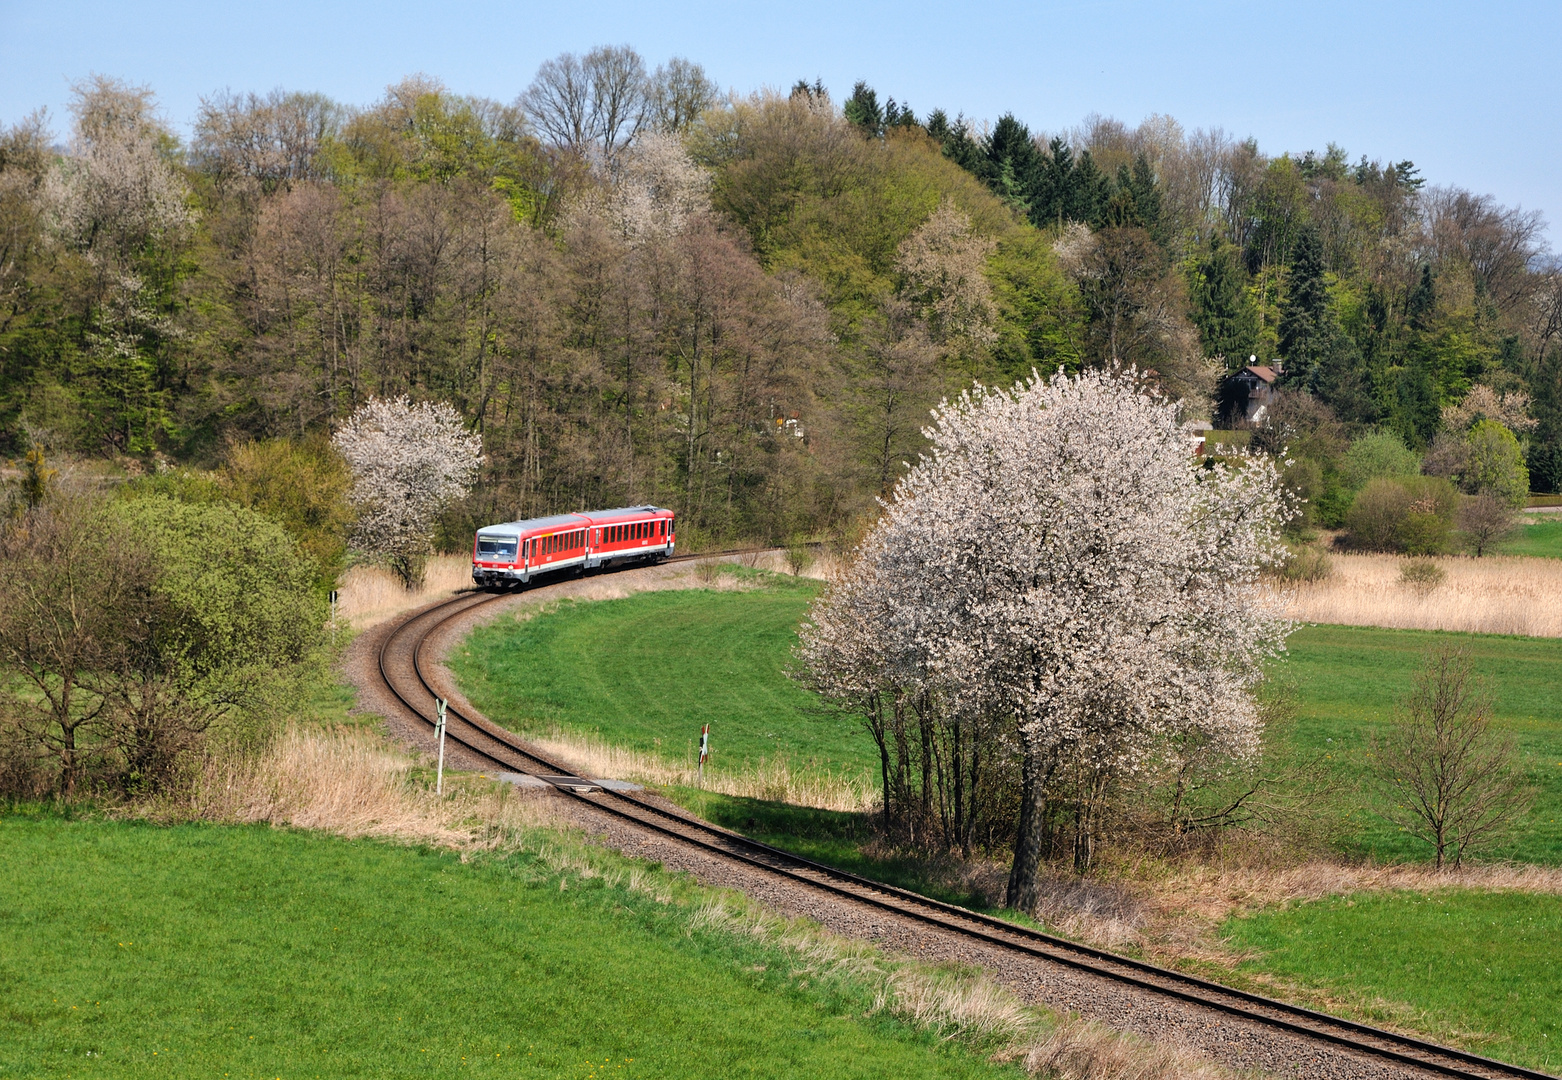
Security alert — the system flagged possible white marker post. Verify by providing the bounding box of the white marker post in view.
[435,698,448,796]
[697,723,710,786]
[328,589,338,642]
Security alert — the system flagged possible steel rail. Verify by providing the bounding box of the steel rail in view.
[374,562,1554,1080]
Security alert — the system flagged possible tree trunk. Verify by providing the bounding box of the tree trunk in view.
[1006,744,1047,911]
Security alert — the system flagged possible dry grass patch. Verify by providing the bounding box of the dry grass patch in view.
[335,554,474,628]
[1282,553,1562,636]
[1023,856,1562,968]
[145,726,549,845]
[525,726,878,812]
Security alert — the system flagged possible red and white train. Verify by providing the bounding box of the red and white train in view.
[472,505,676,587]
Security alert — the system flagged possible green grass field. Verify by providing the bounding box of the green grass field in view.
[1277,624,1562,864]
[1223,889,1561,1071]
[449,576,859,776]
[0,811,1020,1080]
[452,577,1562,866]
[1499,515,1562,559]
[442,574,1562,1073]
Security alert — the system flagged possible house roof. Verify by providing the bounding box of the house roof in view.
[1244,365,1278,384]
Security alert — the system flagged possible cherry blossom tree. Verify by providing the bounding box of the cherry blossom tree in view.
[800,367,1293,901]
[333,397,483,587]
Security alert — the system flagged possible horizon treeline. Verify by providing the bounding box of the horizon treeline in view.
[2,52,1560,549]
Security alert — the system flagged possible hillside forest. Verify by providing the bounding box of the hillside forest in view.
[3,51,1562,550]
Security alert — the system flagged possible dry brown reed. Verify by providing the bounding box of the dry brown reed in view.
[1016,856,1562,971]
[524,727,878,812]
[155,726,548,845]
[335,555,473,629]
[1281,553,1562,636]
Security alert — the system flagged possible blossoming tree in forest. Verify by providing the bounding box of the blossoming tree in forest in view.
[333,397,482,587]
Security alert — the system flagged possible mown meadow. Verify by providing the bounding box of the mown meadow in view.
[0,811,1024,1080]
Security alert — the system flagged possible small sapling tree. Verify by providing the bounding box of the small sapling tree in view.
[1372,646,1531,869]
[1457,493,1518,557]
[333,397,483,588]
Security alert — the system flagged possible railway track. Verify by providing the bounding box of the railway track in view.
[373,556,1553,1080]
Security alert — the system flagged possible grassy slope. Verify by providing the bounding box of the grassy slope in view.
[450,577,855,775]
[453,579,1562,866]
[0,813,1016,1080]
[1223,890,1561,1071]
[1499,516,1562,559]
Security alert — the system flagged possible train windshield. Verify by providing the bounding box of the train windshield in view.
[476,535,518,559]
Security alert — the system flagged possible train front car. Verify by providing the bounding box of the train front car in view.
[472,512,592,588]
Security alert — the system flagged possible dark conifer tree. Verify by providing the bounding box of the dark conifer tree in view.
[1070,151,1110,225]
[1189,236,1257,364]
[980,114,1040,215]
[1102,165,1144,229]
[843,81,884,136]
[1032,137,1074,229]
[1279,225,1329,366]
[1407,264,1436,332]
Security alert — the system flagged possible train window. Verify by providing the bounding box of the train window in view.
[477,536,518,559]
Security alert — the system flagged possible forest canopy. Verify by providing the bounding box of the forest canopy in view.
[2,56,1559,549]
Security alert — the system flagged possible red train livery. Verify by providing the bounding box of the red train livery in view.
[472,505,675,587]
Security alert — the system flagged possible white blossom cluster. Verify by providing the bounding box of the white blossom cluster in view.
[800,367,1294,873]
[573,132,712,246]
[333,397,483,571]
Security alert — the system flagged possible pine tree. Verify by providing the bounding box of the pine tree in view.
[843,81,884,136]
[1407,264,1436,332]
[1279,225,1329,368]
[1189,236,1258,363]
[1070,151,1110,225]
[1032,137,1074,229]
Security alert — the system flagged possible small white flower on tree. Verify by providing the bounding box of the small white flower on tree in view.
[801,368,1294,902]
[333,397,483,587]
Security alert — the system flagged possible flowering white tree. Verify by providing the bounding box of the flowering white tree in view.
[46,76,193,260]
[333,397,483,587]
[584,131,711,245]
[800,368,1293,900]
[895,198,998,349]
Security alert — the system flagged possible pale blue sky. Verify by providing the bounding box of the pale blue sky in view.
[2,0,1556,246]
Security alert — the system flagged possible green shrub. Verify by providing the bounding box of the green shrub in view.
[1342,431,1420,490]
[1345,476,1457,553]
[1398,559,1446,594]
[1462,420,1529,507]
[1276,544,1334,583]
[218,437,354,585]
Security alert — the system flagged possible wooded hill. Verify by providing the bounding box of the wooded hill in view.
[2,54,1559,546]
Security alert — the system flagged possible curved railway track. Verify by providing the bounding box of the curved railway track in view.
[373,556,1553,1080]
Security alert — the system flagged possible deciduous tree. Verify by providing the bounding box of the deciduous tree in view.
[333,397,483,587]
